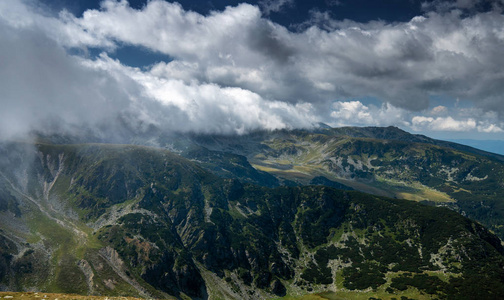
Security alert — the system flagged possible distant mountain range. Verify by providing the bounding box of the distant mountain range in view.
[1,126,504,299]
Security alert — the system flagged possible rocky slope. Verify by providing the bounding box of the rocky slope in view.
[0,142,504,299]
[164,127,504,240]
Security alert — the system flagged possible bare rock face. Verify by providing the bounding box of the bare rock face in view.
[99,247,125,270]
[77,259,94,294]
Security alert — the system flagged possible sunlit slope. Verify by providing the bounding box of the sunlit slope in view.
[1,142,504,299]
[184,127,504,239]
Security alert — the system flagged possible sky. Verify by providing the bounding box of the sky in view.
[1,0,504,145]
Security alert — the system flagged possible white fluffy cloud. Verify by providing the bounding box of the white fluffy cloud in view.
[84,54,316,134]
[330,100,504,133]
[2,0,504,138]
[412,116,477,131]
[57,0,504,112]
[0,0,114,49]
[0,3,316,139]
[411,115,504,132]
[330,101,411,127]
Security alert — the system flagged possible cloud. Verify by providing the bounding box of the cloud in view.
[430,105,449,115]
[47,0,504,114]
[259,0,295,15]
[479,124,504,133]
[0,22,134,140]
[331,101,504,133]
[326,0,342,7]
[330,101,411,127]
[411,115,503,132]
[0,3,316,140]
[330,101,373,125]
[0,0,114,49]
[422,0,504,13]
[2,0,504,139]
[412,116,477,131]
[84,54,316,134]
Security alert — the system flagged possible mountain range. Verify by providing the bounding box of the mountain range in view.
[167,126,504,239]
[1,126,504,299]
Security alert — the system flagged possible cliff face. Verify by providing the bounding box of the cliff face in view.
[0,142,504,299]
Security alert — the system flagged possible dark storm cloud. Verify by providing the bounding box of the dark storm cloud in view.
[247,20,296,64]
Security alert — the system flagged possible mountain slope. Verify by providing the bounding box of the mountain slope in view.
[1,142,504,299]
[172,127,504,240]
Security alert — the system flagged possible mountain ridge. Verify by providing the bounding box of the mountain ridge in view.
[1,141,504,299]
[165,127,504,240]
[27,127,504,241]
